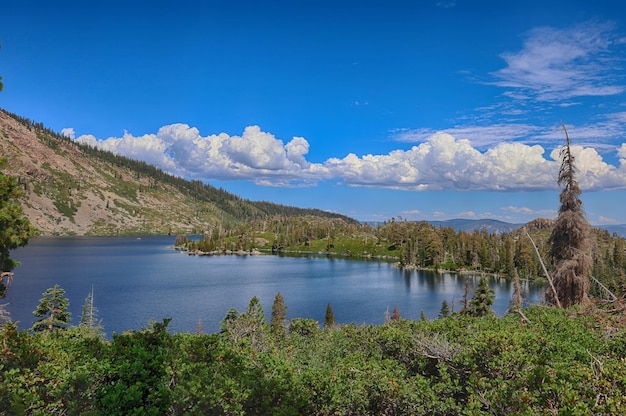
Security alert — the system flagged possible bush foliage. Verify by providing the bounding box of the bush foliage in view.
[2,305,626,415]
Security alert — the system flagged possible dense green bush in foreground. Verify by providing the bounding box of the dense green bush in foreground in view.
[2,306,626,415]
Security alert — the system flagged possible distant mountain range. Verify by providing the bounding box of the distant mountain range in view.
[427,218,626,238]
[602,224,626,238]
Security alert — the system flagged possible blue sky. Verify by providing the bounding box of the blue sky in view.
[2,0,626,224]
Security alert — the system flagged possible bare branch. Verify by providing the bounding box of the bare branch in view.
[590,276,618,302]
[0,302,10,323]
[413,332,464,361]
[526,230,562,308]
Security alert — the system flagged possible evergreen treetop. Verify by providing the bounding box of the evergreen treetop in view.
[270,291,287,337]
[32,284,71,332]
[468,276,495,317]
[324,303,336,327]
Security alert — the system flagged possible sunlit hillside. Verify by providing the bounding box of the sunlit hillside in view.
[0,109,356,236]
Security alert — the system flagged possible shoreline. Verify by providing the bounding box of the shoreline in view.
[178,245,544,282]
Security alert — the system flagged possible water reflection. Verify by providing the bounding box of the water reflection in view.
[398,268,544,312]
[10,237,546,335]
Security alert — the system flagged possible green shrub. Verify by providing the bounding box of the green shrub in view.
[3,306,626,414]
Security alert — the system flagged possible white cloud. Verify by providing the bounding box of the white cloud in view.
[76,124,328,186]
[490,21,626,101]
[394,124,542,148]
[549,145,626,190]
[501,206,556,216]
[609,112,626,123]
[285,137,311,168]
[328,132,558,191]
[436,1,456,8]
[533,120,626,150]
[458,211,476,218]
[598,216,619,224]
[395,116,626,155]
[76,131,176,172]
[61,128,75,140]
[76,125,626,192]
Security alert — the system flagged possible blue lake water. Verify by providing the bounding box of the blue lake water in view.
[6,236,545,337]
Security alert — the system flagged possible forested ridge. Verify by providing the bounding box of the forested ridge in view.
[179,215,626,296]
[0,109,355,235]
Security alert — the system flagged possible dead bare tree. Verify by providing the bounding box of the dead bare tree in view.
[546,123,592,307]
[509,268,524,311]
[526,230,561,308]
[508,268,532,323]
[0,302,10,323]
[0,272,13,299]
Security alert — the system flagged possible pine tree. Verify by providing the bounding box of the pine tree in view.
[270,291,287,337]
[220,307,239,332]
[468,276,495,317]
[439,300,450,318]
[0,166,36,277]
[324,303,335,327]
[32,284,71,332]
[246,296,266,324]
[547,124,591,307]
[222,297,269,351]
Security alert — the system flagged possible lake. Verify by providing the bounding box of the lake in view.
[6,236,545,337]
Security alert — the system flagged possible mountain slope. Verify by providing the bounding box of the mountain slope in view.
[0,109,355,236]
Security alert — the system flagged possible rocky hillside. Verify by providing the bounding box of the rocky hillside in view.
[0,109,355,236]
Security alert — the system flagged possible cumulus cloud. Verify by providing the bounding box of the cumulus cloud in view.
[76,124,327,186]
[491,21,626,101]
[61,128,75,140]
[75,125,626,192]
[77,131,176,172]
[327,132,557,191]
[618,143,626,161]
[549,145,626,190]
